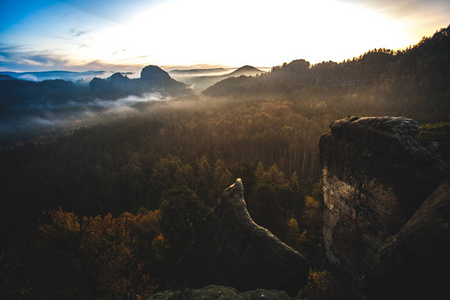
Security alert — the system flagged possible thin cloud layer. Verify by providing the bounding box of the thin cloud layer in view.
[0,44,69,70]
[344,0,450,25]
[0,44,144,72]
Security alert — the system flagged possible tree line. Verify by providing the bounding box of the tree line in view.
[205,25,450,122]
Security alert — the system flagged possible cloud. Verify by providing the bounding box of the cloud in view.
[61,0,160,24]
[0,43,71,71]
[347,0,450,41]
[18,74,38,81]
[51,35,89,49]
[26,53,69,66]
[70,28,90,38]
[91,93,165,109]
[49,28,92,49]
[343,0,450,21]
[0,43,146,72]
[112,49,127,56]
[78,59,143,73]
[0,44,24,59]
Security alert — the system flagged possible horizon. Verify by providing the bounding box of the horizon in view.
[1,0,450,73]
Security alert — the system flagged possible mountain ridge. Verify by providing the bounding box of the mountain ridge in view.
[171,65,265,90]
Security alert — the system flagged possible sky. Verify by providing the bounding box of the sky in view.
[0,0,449,72]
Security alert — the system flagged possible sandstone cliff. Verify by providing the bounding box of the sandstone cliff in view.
[366,177,450,299]
[172,179,309,296]
[319,116,449,276]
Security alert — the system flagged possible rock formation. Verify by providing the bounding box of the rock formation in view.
[148,285,295,300]
[140,65,173,85]
[172,179,309,296]
[89,65,190,99]
[319,116,449,276]
[366,177,450,299]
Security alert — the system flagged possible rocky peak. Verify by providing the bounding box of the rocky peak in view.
[172,179,309,296]
[109,72,129,82]
[140,65,172,83]
[319,116,449,276]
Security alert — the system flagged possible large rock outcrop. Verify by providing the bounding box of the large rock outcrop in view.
[319,116,449,276]
[173,179,309,296]
[366,177,450,299]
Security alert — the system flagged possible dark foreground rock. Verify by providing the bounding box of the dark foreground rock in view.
[148,285,294,300]
[366,177,450,299]
[319,116,450,276]
[172,179,309,296]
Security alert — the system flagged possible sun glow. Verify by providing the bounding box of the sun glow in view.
[5,0,438,71]
[85,0,413,67]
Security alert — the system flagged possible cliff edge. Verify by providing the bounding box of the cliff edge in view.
[319,116,449,276]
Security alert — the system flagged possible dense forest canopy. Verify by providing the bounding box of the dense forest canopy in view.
[0,25,449,299]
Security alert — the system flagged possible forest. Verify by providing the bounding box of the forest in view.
[0,25,449,299]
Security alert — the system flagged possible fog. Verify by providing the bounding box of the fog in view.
[0,70,112,82]
[169,68,233,79]
[0,92,169,145]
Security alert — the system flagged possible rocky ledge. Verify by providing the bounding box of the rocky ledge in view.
[172,179,309,296]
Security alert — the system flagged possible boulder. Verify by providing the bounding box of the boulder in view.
[173,179,309,296]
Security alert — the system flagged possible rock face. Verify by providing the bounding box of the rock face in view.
[173,179,309,296]
[365,177,450,299]
[319,116,449,276]
[148,285,295,300]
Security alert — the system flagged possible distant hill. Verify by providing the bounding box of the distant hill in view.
[0,75,15,81]
[228,65,265,77]
[0,70,107,82]
[172,65,265,90]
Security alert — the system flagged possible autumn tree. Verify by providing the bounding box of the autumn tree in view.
[35,208,155,299]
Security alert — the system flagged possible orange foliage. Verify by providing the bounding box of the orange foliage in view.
[37,208,156,298]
